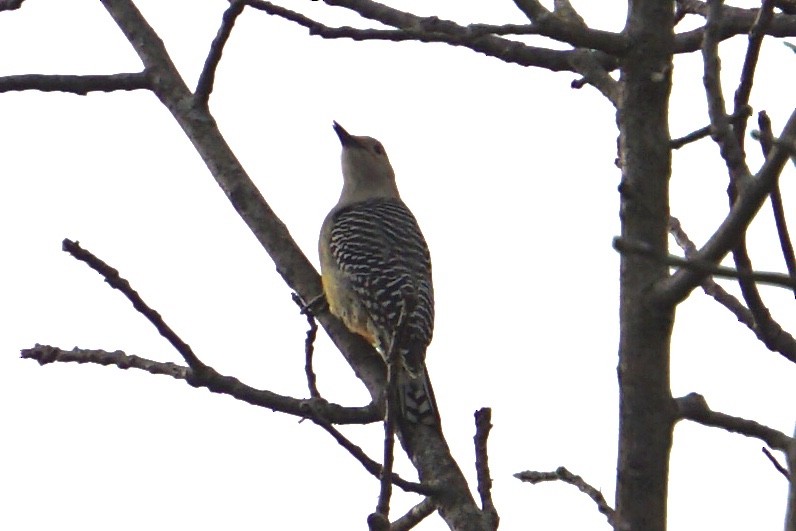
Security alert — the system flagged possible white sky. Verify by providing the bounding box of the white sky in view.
[2,1,796,529]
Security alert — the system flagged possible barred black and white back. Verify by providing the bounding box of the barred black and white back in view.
[327,197,438,427]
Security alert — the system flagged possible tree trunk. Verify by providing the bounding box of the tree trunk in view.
[615,2,677,530]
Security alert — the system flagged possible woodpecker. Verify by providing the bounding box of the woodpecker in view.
[319,121,439,430]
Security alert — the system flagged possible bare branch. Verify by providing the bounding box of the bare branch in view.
[654,106,796,306]
[762,446,790,479]
[670,105,751,150]
[0,73,150,94]
[62,238,206,371]
[675,1,796,54]
[702,0,752,186]
[291,293,321,399]
[758,112,796,297]
[20,344,380,424]
[615,236,796,289]
[515,467,618,529]
[512,0,550,21]
[732,0,775,151]
[670,217,796,363]
[675,393,792,450]
[194,0,245,108]
[0,0,25,12]
[391,498,437,531]
[310,415,436,496]
[474,408,499,530]
[244,0,622,76]
[568,48,619,106]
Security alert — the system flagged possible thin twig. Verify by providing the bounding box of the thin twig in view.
[62,239,206,371]
[615,237,796,289]
[668,217,756,333]
[474,408,499,530]
[20,344,380,424]
[732,0,775,151]
[310,415,436,496]
[241,0,622,76]
[702,0,752,187]
[675,393,792,450]
[670,105,751,149]
[515,467,618,529]
[654,107,796,306]
[762,446,791,480]
[669,217,796,362]
[291,293,321,398]
[758,111,796,297]
[194,0,245,108]
[0,72,150,94]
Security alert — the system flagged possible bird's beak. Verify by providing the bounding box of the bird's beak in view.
[333,121,357,147]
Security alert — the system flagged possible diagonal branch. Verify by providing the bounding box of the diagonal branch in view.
[670,105,751,150]
[654,106,796,306]
[515,467,618,529]
[391,498,437,531]
[62,238,206,371]
[676,392,792,450]
[668,217,796,364]
[757,111,796,297]
[194,0,245,108]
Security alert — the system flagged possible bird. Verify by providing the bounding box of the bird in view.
[319,121,439,432]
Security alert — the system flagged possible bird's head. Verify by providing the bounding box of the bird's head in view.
[333,121,399,203]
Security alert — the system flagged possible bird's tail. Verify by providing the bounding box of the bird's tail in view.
[396,362,440,429]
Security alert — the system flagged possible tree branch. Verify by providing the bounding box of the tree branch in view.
[654,106,796,306]
[0,0,25,12]
[732,0,775,152]
[668,217,796,364]
[244,0,621,76]
[62,238,206,371]
[20,344,379,424]
[757,111,796,297]
[615,236,796,290]
[194,0,245,108]
[0,73,150,94]
[309,415,435,496]
[474,408,499,530]
[762,446,790,479]
[675,393,792,450]
[674,1,796,54]
[391,497,437,531]
[670,105,751,150]
[702,0,751,187]
[515,467,618,529]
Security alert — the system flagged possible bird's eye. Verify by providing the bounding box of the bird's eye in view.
[373,143,384,155]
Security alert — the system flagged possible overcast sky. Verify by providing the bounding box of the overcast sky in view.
[3,1,796,530]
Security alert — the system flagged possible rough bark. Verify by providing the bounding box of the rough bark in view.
[615,2,677,530]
